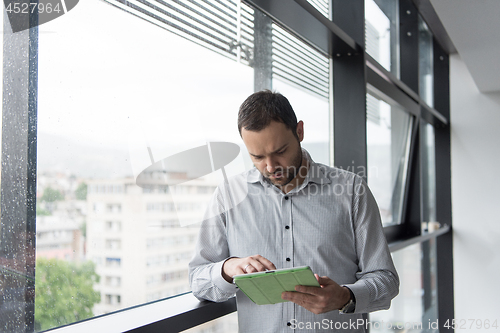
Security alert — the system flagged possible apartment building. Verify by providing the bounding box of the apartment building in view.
[86,176,217,315]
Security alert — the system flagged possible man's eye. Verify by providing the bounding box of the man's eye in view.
[276,150,286,155]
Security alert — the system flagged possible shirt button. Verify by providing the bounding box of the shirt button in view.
[285,225,290,229]
[286,258,291,262]
[287,322,292,326]
[284,196,289,200]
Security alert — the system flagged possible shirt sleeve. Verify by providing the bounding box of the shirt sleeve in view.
[343,176,400,314]
[188,187,239,302]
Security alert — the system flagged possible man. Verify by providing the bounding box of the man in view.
[189,90,399,332]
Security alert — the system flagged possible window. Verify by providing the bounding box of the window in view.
[105,276,122,287]
[271,24,330,165]
[421,121,437,228]
[370,240,439,331]
[365,0,400,77]
[419,16,434,107]
[105,239,122,250]
[105,221,122,232]
[105,258,122,268]
[105,294,122,305]
[366,91,413,226]
[106,204,122,214]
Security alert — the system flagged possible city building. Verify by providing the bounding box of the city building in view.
[35,172,86,262]
[86,177,216,315]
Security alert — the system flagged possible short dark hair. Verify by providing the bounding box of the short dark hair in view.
[238,90,298,138]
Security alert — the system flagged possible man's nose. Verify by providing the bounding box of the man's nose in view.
[266,158,278,173]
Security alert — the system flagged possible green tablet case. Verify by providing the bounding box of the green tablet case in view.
[233,266,320,305]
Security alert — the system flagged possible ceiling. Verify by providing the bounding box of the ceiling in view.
[429,0,500,93]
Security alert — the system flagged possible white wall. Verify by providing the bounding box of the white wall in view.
[451,54,500,324]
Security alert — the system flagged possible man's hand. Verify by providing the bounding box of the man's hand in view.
[222,255,276,283]
[281,275,351,314]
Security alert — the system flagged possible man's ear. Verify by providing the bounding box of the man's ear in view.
[296,121,304,142]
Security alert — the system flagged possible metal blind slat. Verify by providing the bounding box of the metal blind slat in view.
[184,0,238,28]
[271,23,329,99]
[273,43,329,80]
[274,71,329,99]
[272,37,328,73]
[153,0,236,41]
[307,0,329,17]
[273,60,328,94]
[272,53,328,88]
[273,25,328,64]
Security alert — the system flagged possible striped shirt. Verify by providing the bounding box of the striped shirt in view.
[189,150,399,333]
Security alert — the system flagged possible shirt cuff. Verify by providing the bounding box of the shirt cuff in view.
[211,259,239,294]
[342,282,369,314]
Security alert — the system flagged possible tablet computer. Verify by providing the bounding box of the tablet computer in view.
[233,266,320,305]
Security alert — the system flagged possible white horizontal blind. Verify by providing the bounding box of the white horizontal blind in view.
[272,24,330,99]
[104,0,329,99]
[366,93,380,125]
[307,0,330,18]
[103,0,255,65]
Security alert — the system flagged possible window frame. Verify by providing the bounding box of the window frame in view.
[0,0,454,331]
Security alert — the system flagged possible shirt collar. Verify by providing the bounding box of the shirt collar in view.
[245,149,331,187]
[246,168,262,184]
[299,149,331,187]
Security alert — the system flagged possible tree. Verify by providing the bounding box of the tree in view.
[79,221,87,238]
[34,258,100,331]
[75,182,88,201]
[40,187,64,202]
[36,204,51,216]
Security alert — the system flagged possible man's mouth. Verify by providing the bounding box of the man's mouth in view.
[269,172,284,179]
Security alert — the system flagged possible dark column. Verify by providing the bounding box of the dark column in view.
[433,40,454,333]
[0,5,38,332]
[332,0,367,177]
[399,0,419,93]
[253,10,272,92]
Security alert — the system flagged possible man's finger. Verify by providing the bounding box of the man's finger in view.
[316,275,334,286]
[244,264,258,273]
[294,285,323,296]
[282,291,319,308]
[248,259,266,272]
[252,255,276,271]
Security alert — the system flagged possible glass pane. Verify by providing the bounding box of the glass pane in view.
[272,23,330,166]
[35,0,253,330]
[419,16,434,107]
[367,91,413,226]
[370,240,438,332]
[421,121,438,229]
[35,1,331,331]
[365,0,400,77]
[273,79,330,165]
[1,8,38,331]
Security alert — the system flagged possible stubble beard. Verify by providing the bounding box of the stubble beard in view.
[263,146,303,188]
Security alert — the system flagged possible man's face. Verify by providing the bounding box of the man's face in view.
[241,121,304,188]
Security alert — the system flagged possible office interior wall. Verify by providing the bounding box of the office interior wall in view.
[450,54,500,322]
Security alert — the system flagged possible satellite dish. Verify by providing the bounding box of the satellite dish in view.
[136,142,240,188]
